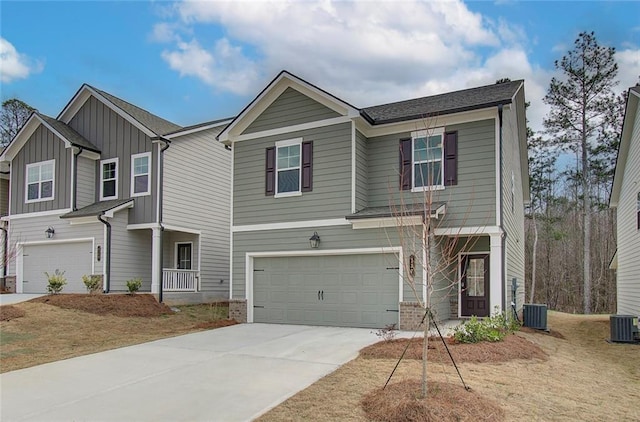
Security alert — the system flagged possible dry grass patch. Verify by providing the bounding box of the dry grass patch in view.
[0,305,26,321]
[0,295,235,373]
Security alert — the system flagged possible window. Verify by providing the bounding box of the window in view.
[25,160,54,203]
[176,243,192,270]
[400,130,457,191]
[100,158,118,200]
[131,152,151,197]
[265,139,313,196]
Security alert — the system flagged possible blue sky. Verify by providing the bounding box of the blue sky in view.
[1,1,639,135]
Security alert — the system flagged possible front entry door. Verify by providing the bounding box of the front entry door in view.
[460,254,490,317]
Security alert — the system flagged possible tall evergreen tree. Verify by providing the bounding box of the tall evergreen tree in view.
[1,98,36,147]
[543,31,618,314]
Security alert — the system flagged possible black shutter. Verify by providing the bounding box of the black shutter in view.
[301,141,313,192]
[265,147,275,196]
[444,131,458,186]
[399,138,412,190]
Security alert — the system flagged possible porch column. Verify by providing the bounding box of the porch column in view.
[151,227,162,294]
[489,232,503,314]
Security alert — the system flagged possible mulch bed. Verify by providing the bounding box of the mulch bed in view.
[361,379,505,422]
[32,294,174,317]
[0,305,26,321]
[360,334,548,363]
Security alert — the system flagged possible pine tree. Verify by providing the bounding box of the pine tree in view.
[1,98,36,146]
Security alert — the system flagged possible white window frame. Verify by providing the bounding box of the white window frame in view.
[100,158,119,201]
[175,242,193,270]
[25,159,55,203]
[130,152,151,197]
[275,138,302,198]
[411,128,445,192]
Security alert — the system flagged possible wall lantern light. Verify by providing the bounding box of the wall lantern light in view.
[309,232,321,249]
[45,227,55,239]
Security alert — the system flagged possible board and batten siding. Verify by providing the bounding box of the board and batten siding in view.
[243,87,341,135]
[76,156,95,209]
[365,119,497,229]
[616,104,640,315]
[0,178,9,217]
[163,127,230,295]
[7,213,103,277]
[10,125,71,214]
[233,122,352,225]
[501,101,526,312]
[108,210,152,292]
[355,129,367,211]
[68,96,157,224]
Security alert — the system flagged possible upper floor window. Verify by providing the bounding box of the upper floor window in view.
[131,152,151,197]
[25,160,54,203]
[265,139,313,197]
[412,130,444,190]
[100,158,118,200]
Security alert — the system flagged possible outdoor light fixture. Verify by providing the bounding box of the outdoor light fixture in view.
[309,232,321,249]
[45,227,55,239]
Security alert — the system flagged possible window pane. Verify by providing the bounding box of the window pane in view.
[103,180,116,197]
[414,161,442,187]
[41,181,53,198]
[467,258,485,297]
[41,163,53,180]
[277,145,300,169]
[278,169,299,193]
[27,167,39,183]
[27,183,39,200]
[134,175,148,193]
[427,135,442,149]
[103,162,116,179]
[134,156,148,175]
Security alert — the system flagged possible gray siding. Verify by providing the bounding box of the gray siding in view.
[616,103,640,315]
[0,178,9,217]
[233,122,352,225]
[243,87,340,134]
[68,96,157,224]
[366,119,497,228]
[163,232,199,271]
[109,210,152,292]
[355,129,367,211]
[10,125,71,214]
[76,156,95,209]
[163,126,230,296]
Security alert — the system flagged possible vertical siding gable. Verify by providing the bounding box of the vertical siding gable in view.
[243,87,342,135]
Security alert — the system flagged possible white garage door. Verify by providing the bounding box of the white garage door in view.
[22,242,93,293]
[253,254,399,328]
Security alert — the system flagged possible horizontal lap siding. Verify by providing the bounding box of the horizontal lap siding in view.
[68,96,156,224]
[243,87,340,134]
[109,211,152,292]
[617,106,640,315]
[366,119,496,228]
[163,128,230,295]
[356,129,367,211]
[11,126,71,214]
[234,123,352,225]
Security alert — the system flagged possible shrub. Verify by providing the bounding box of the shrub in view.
[126,278,142,294]
[453,310,520,344]
[82,275,102,294]
[45,270,66,295]
[373,323,398,342]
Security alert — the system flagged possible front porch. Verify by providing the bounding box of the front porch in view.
[151,227,202,293]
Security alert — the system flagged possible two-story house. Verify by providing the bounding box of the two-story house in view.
[218,71,528,329]
[610,86,640,316]
[0,85,231,302]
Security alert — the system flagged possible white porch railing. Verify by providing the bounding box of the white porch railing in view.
[162,269,198,292]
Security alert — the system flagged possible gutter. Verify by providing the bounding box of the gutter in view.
[72,147,84,211]
[497,104,506,312]
[98,212,111,293]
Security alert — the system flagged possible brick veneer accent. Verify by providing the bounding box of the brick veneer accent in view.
[3,276,16,293]
[228,299,247,323]
[399,302,427,330]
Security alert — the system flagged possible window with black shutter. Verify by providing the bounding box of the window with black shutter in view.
[400,128,456,191]
[265,138,313,196]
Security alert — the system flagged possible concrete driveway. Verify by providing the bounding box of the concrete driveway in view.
[0,323,381,422]
[0,294,45,306]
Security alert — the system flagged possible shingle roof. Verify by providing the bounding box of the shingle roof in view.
[361,80,523,125]
[89,86,182,136]
[346,203,446,220]
[163,117,234,137]
[60,198,133,219]
[37,113,100,153]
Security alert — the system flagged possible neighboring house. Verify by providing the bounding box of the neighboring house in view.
[610,86,640,316]
[218,71,528,329]
[0,85,231,302]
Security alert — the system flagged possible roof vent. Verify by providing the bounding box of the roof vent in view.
[609,315,639,343]
[523,304,548,330]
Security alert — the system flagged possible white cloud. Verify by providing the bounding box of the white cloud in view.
[617,48,640,90]
[0,37,43,83]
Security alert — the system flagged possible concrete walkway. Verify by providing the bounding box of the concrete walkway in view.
[0,323,382,422]
[0,294,44,306]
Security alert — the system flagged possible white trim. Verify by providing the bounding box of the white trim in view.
[175,241,194,270]
[457,250,491,318]
[162,224,201,235]
[103,200,134,218]
[232,116,352,143]
[434,225,502,236]
[350,215,423,229]
[164,119,233,139]
[127,223,160,230]
[229,143,235,299]
[25,159,55,204]
[351,121,356,213]
[99,157,119,200]
[130,152,151,197]
[156,142,162,224]
[70,148,75,214]
[495,112,501,227]
[489,233,503,313]
[68,216,102,225]
[244,246,402,323]
[274,138,302,197]
[411,128,445,191]
[232,218,350,232]
[2,208,72,221]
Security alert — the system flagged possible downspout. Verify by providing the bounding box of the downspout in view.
[0,225,7,290]
[157,139,171,303]
[497,104,506,313]
[72,147,84,211]
[98,212,111,293]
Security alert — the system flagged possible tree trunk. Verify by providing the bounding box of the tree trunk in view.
[582,110,591,314]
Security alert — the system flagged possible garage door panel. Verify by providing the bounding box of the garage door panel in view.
[23,242,93,294]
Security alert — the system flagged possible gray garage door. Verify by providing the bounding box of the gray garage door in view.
[23,242,93,293]
[253,254,399,328]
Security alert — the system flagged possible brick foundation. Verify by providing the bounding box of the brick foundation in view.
[399,302,427,330]
[228,299,247,323]
[2,276,16,293]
